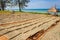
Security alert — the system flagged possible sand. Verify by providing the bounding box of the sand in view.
[0,12,60,40]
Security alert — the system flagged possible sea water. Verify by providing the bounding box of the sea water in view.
[22,9,48,13]
[9,9,60,15]
[22,9,60,15]
[10,9,48,13]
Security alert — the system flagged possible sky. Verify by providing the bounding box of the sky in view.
[25,0,60,9]
[6,0,60,9]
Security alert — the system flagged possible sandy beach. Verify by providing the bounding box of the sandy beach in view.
[0,12,60,40]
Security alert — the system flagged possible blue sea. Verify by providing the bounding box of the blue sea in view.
[10,9,48,13]
[22,9,60,15]
[22,9,48,13]
[9,9,60,15]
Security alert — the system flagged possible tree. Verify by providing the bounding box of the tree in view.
[18,0,30,11]
[0,0,9,11]
[0,0,30,11]
[0,0,6,10]
[11,0,30,11]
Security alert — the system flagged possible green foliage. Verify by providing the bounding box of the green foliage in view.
[9,0,30,11]
[0,0,10,11]
[0,0,30,11]
[11,11,48,14]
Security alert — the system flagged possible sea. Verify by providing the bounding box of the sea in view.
[22,9,48,13]
[9,9,60,15]
[13,9,48,13]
